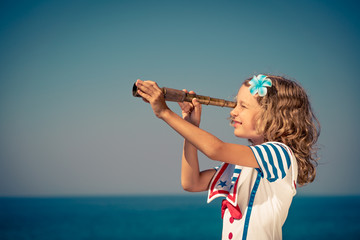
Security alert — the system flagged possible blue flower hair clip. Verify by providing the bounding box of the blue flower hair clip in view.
[249,74,272,97]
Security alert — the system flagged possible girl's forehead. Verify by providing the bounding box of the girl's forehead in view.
[237,85,258,104]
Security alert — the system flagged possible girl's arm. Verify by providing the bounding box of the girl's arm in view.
[136,80,259,169]
[178,90,216,192]
[181,140,216,192]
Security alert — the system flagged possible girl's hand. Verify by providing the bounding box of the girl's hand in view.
[178,90,202,127]
[135,79,169,118]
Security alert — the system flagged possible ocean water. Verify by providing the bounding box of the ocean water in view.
[0,195,359,240]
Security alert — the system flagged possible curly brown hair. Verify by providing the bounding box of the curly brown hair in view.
[243,75,320,186]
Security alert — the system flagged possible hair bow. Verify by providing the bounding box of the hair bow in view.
[249,75,272,97]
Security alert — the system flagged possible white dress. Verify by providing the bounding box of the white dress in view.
[207,142,298,240]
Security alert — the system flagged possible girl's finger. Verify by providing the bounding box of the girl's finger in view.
[136,80,151,94]
[178,89,193,110]
[144,80,162,94]
[136,88,152,101]
[136,80,159,96]
[178,102,193,112]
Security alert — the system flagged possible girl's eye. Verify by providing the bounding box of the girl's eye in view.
[241,104,247,108]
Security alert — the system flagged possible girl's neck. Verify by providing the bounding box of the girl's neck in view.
[249,137,265,146]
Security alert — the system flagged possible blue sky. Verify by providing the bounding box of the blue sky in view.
[0,0,359,196]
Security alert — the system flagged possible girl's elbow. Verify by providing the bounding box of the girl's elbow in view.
[183,186,197,192]
[182,183,195,192]
[181,180,201,192]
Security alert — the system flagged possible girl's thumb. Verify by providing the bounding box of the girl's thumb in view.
[192,98,202,112]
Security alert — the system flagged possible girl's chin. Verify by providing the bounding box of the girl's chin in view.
[233,130,262,143]
[233,130,245,138]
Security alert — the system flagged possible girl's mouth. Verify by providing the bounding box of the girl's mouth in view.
[231,120,242,127]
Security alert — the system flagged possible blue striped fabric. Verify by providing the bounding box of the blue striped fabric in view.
[249,142,291,182]
[231,166,242,184]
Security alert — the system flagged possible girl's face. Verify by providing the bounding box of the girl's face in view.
[230,85,264,145]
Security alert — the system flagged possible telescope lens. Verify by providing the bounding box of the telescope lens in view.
[132,83,140,97]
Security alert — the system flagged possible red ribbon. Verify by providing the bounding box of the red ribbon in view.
[221,199,242,220]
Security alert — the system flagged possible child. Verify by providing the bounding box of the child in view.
[135,74,320,240]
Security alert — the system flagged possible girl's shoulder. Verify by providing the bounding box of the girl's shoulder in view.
[251,141,295,157]
[249,141,296,182]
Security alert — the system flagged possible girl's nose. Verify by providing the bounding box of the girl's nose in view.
[230,108,238,117]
